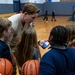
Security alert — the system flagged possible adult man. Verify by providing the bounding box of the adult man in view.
[8,4,40,52]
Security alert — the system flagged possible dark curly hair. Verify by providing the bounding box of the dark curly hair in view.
[49,25,68,45]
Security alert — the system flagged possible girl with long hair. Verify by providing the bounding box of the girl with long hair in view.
[15,27,41,67]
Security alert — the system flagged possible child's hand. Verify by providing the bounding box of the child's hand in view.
[0,73,2,75]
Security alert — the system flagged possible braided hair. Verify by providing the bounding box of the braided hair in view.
[49,25,68,45]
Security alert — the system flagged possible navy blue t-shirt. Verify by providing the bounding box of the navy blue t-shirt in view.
[40,45,75,75]
[0,40,12,63]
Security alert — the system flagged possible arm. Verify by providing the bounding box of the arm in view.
[33,47,40,59]
[10,51,17,65]
[10,51,17,75]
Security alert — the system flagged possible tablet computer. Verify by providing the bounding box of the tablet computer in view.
[38,40,49,49]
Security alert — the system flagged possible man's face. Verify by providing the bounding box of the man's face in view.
[24,13,38,24]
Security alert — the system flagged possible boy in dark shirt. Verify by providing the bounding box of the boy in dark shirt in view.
[0,17,12,62]
[43,10,48,21]
[51,10,56,21]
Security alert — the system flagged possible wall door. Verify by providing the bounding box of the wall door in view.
[13,0,21,12]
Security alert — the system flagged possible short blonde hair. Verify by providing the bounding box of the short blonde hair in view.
[0,17,12,37]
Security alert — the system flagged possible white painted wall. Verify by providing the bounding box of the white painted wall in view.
[20,0,29,3]
[52,0,60,2]
[0,0,60,4]
[0,0,13,4]
[20,0,45,3]
[29,0,45,3]
[17,0,60,3]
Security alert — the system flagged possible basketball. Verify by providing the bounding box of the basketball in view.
[0,58,13,75]
[21,60,40,75]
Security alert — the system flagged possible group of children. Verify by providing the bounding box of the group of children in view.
[43,10,56,22]
[1,17,75,75]
[0,3,75,75]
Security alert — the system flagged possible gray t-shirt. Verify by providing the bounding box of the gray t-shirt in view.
[33,47,40,59]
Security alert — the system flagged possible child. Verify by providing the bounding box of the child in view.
[0,17,12,63]
[40,25,75,75]
[15,27,41,73]
[51,10,56,21]
[66,25,75,49]
[43,10,48,21]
